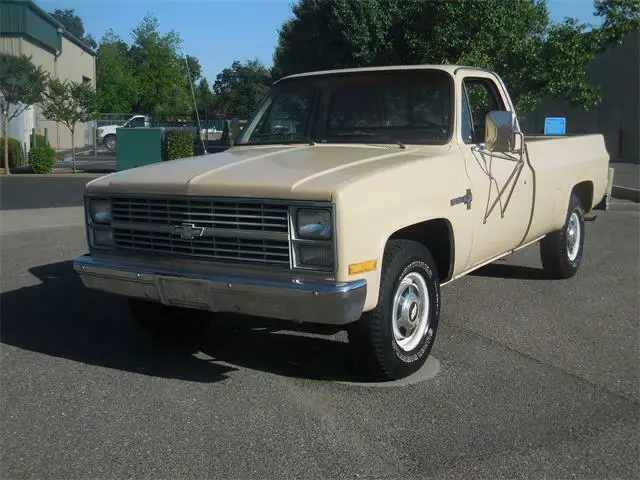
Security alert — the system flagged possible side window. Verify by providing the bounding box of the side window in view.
[248,90,315,143]
[462,78,506,144]
[130,117,146,128]
[461,89,473,143]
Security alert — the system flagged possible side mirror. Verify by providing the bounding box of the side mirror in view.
[485,111,516,152]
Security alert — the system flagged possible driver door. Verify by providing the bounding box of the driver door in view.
[458,74,534,269]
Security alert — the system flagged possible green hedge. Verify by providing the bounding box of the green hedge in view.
[0,137,25,170]
[30,133,47,148]
[28,144,56,174]
[165,130,194,161]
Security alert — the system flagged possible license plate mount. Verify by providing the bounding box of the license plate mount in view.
[157,276,213,310]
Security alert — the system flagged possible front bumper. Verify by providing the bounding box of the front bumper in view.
[73,255,367,325]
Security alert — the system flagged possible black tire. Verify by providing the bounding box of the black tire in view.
[346,239,441,381]
[128,299,208,348]
[104,134,116,151]
[539,192,585,279]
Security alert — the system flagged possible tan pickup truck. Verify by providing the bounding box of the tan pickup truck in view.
[74,65,610,380]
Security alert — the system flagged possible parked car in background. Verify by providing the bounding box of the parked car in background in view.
[74,64,610,381]
[97,115,150,151]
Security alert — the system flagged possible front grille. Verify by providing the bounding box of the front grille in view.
[110,197,291,267]
[111,197,288,232]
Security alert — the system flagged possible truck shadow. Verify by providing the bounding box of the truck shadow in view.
[0,261,366,384]
[469,262,549,280]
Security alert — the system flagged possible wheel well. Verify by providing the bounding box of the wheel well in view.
[388,219,454,282]
[573,181,594,213]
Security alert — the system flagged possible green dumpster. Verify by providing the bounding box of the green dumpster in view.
[116,127,163,171]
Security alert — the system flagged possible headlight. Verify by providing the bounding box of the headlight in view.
[89,199,111,224]
[297,209,332,239]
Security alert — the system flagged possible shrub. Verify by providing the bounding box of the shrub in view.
[30,133,47,148]
[220,121,230,146]
[0,137,25,169]
[165,130,194,161]
[28,144,56,174]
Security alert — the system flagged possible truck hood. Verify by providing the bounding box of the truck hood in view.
[87,143,450,201]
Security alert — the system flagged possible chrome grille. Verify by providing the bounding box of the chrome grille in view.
[110,197,291,267]
[111,198,288,232]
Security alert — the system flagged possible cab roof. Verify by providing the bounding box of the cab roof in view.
[274,64,492,84]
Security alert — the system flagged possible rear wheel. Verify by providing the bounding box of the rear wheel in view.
[347,240,441,381]
[539,192,585,279]
[128,299,208,348]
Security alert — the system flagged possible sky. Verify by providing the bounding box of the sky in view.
[36,0,602,84]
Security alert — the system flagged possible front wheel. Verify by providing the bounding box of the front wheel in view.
[347,240,441,381]
[104,134,116,151]
[539,192,585,279]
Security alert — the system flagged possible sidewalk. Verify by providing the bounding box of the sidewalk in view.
[610,161,640,203]
[611,161,639,190]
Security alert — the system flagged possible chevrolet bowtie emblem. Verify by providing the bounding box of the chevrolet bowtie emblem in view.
[170,223,205,240]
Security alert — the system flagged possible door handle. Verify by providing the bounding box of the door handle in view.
[450,189,473,210]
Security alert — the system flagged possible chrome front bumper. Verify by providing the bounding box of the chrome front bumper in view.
[73,255,367,325]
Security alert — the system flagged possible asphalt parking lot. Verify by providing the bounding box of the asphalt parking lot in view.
[1,188,638,478]
[0,175,99,210]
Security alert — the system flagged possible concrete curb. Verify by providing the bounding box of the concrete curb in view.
[2,172,105,178]
[611,186,640,203]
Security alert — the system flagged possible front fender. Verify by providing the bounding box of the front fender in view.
[333,159,472,311]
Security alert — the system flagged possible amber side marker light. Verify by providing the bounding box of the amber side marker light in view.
[348,259,377,275]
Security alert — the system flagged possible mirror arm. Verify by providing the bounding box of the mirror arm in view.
[513,130,525,154]
[471,144,523,163]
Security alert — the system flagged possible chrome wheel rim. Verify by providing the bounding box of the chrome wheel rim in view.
[392,271,430,352]
[566,211,581,261]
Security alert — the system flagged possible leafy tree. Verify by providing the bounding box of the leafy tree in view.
[538,18,601,110]
[213,59,271,118]
[186,55,202,86]
[95,30,137,113]
[128,15,192,119]
[0,54,47,174]
[196,78,215,109]
[93,16,203,119]
[49,8,97,49]
[272,0,397,80]
[272,0,633,113]
[594,0,640,49]
[41,78,97,173]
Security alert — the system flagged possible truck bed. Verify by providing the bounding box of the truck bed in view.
[523,133,610,240]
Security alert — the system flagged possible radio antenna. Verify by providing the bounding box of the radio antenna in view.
[183,49,207,154]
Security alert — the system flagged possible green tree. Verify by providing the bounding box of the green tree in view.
[594,0,640,49]
[538,17,601,110]
[41,78,97,173]
[271,0,626,113]
[49,8,97,49]
[213,59,271,118]
[95,30,137,113]
[0,54,47,174]
[272,0,397,80]
[129,15,191,119]
[196,78,215,109]
[186,55,202,85]
[90,15,209,119]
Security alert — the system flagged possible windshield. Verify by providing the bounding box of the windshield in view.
[236,70,453,146]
